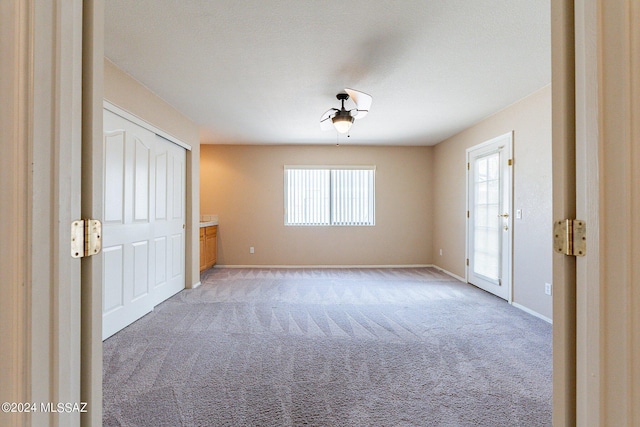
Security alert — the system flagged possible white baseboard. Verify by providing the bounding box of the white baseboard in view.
[215,264,432,269]
[428,265,552,324]
[511,302,552,324]
[429,264,466,282]
[188,281,202,289]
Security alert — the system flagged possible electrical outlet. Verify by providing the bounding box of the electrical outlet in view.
[545,282,552,296]
[516,209,522,219]
[439,249,443,256]
[250,246,254,254]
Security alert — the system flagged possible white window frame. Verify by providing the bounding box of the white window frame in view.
[284,165,376,226]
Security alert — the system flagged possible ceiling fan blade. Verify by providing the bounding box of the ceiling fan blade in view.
[320,108,338,131]
[320,108,338,120]
[350,108,370,119]
[345,88,372,119]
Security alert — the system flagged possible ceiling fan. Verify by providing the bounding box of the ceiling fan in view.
[320,88,372,134]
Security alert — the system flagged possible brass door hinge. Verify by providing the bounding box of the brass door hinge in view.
[71,219,102,258]
[554,219,586,257]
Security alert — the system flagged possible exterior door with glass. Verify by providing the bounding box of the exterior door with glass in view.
[466,132,513,301]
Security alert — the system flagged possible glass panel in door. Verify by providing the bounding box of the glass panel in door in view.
[473,151,501,283]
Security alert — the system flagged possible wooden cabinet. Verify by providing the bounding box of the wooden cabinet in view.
[200,225,217,272]
[199,228,206,271]
[204,226,217,268]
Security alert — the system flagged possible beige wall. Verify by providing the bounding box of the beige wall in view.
[433,85,552,319]
[103,59,202,287]
[201,145,433,266]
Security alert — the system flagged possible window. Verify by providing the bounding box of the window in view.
[284,166,375,226]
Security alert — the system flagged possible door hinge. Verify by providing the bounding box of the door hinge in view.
[466,258,469,266]
[71,219,102,258]
[508,159,513,166]
[554,219,586,257]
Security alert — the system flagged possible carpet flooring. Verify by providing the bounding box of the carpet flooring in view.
[103,267,552,426]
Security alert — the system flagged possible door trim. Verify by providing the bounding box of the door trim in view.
[104,100,192,151]
[465,131,514,302]
[0,1,86,426]
[0,0,32,421]
[574,0,640,425]
[551,0,577,425]
[82,2,104,425]
[574,0,600,423]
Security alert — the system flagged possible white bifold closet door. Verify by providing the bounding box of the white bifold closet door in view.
[102,108,186,340]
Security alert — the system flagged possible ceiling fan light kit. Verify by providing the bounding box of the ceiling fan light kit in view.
[332,112,354,134]
[320,88,372,135]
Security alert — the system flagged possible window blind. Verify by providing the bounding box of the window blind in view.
[284,166,375,226]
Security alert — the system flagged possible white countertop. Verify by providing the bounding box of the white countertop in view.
[200,214,219,227]
[200,221,218,228]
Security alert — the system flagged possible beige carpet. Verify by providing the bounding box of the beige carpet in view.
[103,267,552,426]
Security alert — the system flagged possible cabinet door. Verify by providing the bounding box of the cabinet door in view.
[199,228,206,271]
[210,231,217,266]
[205,226,217,268]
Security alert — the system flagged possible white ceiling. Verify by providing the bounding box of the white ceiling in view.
[105,1,550,146]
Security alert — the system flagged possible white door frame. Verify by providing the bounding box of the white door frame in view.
[553,0,640,425]
[81,2,105,426]
[0,1,88,426]
[573,0,640,425]
[574,0,600,423]
[0,1,33,423]
[465,132,513,302]
[4,1,637,426]
[551,2,578,424]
